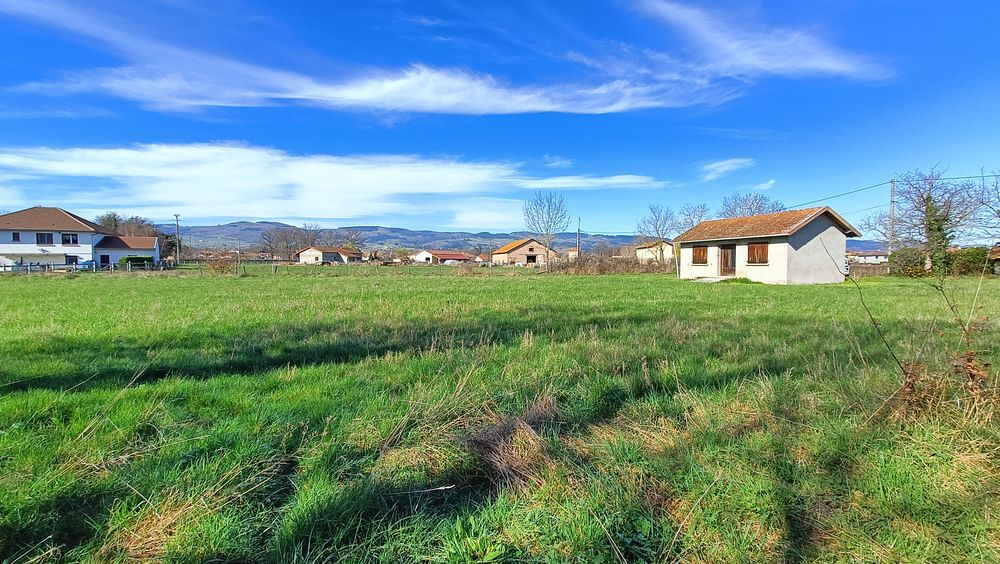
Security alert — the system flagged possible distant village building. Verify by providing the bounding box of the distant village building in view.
[491,238,554,267]
[990,247,1000,274]
[566,248,579,261]
[409,250,473,265]
[674,206,860,285]
[295,246,363,265]
[634,240,674,264]
[847,250,889,264]
[0,206,160,267]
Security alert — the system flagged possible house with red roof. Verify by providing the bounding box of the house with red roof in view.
[0,206,160,267]
[294,246,363,265]
[673,206,860,284]
[409,249,473,265]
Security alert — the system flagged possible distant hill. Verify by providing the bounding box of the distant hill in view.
[158,221,637,251]
[847,239,886,252]
[159,220,889,253]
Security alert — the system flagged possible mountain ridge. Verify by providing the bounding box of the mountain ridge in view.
[159,220,886,252]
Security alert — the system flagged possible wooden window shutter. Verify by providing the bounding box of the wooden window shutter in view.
[693,246,708,264]
[747,243,768,264]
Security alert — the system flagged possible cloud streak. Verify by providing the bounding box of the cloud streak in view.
[0,142,669,226]
[700,158,755,181]
[0,0,886,115]
[634,0,889,80]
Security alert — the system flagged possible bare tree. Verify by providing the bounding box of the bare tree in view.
[260,227,302,259]
[862,168,984,270]
[591,241,614,258]
[297,222,327,247]
[676,203,711,233]
[95,212,160,236]
[717,193,785,218]
[337,228,366,250]
[978,171,1000,240]
[523,191,570,270]
[635,204,676,263]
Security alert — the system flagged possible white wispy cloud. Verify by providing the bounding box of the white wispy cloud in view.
[447,198,525,230]
[0,143,668,224]
[634,0,889,80]
[753,179,776,190]
[0,1,728,114]
[700,158,755,181]
[518,174,665,190]
[542,154,574,168]
[0,0,884,116]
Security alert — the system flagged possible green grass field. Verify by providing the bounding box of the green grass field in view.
[1,270,998,562]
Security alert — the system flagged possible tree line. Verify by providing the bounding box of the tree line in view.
[258,224,366,259]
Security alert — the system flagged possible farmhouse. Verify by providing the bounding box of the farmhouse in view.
[295,246,363,265]
[634,240,674,263]
[674,206,860,285]
[848,250,889,264]
[491,238,554,266]
[990,247,1000,274]
[409,250,473,265]
[0,206,160,267]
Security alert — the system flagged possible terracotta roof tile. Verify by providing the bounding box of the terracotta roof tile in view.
[0,206,118,234]
[95,236,158,249]
[673,206,860,243]
[429,250,472,260]
[493,238,540,254]
[295,246,362,257]
[989,247,1000,260]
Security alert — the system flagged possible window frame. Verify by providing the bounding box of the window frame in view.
[692,245,708,265]
[12,232,20,242]
[747,242,769,265]
[36,232,54,245]
[61,233,79,245]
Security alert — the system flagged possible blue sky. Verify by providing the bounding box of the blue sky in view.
[0,0,998,234]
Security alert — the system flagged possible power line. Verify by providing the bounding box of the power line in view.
[789,180,891,208]
[843,203,889,215]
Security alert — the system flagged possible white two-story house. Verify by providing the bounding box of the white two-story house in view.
[0,206,160,267]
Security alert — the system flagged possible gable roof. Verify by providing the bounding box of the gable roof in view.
[429,250,472,261]
[989,247,1000,261]
[295,246,362,257]
[0,206,118,234]
[95,236,158,250]
[673,206,861,243]
[493,238,546,255]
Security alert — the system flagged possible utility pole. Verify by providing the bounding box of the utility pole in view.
[888,178,896,256]
[576,217,581,259]
[173,213,181,265]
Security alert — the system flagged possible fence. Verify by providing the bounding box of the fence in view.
[0,261,172,274]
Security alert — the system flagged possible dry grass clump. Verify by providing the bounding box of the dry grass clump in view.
[96,457,284,561]
[551,256,673,275]
[462,394,560,489]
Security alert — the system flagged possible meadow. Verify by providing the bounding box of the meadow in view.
[0,269,997,562]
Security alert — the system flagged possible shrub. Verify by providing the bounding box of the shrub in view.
[950,247,991,276]
[118,256,155,268]
[888,247,927,277]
